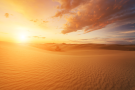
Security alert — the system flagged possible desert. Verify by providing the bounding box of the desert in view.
[0,42,135,90]
[0,0,135,90]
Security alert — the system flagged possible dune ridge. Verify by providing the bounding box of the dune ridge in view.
[30,43,135,51]
[0,43,135,90]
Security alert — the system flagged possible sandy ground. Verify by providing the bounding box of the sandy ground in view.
[0,43,135,90]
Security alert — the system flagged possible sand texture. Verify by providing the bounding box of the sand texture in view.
[0,43,135,90]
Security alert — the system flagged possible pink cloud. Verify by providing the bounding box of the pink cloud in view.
[53,0,90,17]
[54,0,135,34]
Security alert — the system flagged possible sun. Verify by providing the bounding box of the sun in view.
[17,31,28,43]
[20,34,27,41]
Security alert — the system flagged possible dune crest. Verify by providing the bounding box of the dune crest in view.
[0,43,135,90]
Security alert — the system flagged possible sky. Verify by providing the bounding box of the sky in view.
[0,0,135,44]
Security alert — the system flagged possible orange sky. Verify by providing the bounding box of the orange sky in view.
[0,0,69,43]
[0,0,135,44]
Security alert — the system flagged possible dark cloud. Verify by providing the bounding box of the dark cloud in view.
[107,40,135,44]
[54,0,135,34]
[107,41,129,44]
[117,23,135,32]
[124,38,135,42]
[78,37,135,44]
[5,13,9,18]
[121,30,135,34]
[100,37,135,44]
[104,23,135,34]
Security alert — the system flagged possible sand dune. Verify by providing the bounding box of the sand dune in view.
[30,43,135,51]
[0,42,135,90]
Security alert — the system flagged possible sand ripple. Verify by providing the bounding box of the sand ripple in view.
[0,45,135,90]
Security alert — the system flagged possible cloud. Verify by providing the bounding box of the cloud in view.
[121,30,135,34]
[106,41,130,44]
[53,0,90,17]
[68,39,81,43]
[30,19,38,23]
[42,37,46,39]
[43,21,48,23]
[33,36,39,38]
[101,37,135,44]
[54,0,135,34]
[124,38,135,41]
[78,37,135,44]
[30,19,49,25]
[28,36,46,39]
[5,13,9,18]
[80,39,89,41]
[123,38,135,43]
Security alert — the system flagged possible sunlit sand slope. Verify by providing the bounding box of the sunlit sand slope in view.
[0,43,135,90]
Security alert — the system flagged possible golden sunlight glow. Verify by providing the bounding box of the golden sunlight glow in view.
[20,34,27,41]
[17,30,28,43]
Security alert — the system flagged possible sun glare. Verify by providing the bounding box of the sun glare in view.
[17,31,28,43]
[20,34,27,41]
